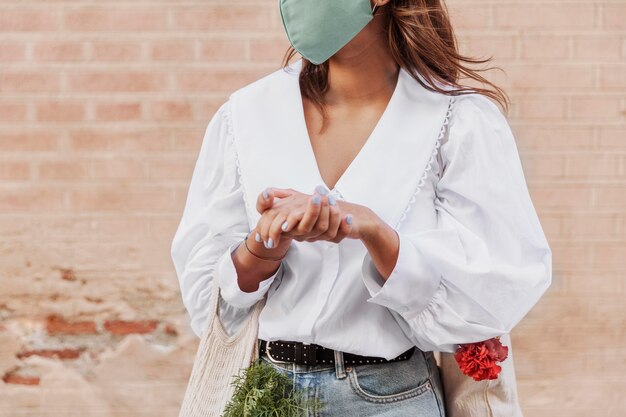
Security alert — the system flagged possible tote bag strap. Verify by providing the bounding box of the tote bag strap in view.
[205,258,267,345]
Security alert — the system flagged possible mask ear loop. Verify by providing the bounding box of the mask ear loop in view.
[372,3,379,15]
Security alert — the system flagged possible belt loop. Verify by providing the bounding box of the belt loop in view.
[334,350,347,379]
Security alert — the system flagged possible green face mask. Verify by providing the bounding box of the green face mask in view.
[279,0,380,65]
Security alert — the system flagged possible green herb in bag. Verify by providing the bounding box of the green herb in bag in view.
[222,359,325,417]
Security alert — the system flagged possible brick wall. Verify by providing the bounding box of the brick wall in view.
[0,1,624,415]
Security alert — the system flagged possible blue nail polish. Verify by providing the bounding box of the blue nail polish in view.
[255,232,262,242]
[315,185,328,195]
[263,240,268,248]
[267,238,274,248]
[328,194,336,206]
[346,214,353,225]
[262,189,269,199]
[313,195,321,205]
[281,221,289,231]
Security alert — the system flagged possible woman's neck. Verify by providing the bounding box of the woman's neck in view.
[325,31,398,107]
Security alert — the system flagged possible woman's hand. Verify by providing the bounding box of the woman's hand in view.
[255,185,380,248]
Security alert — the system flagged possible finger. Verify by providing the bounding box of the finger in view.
[296,193,322,235]
[258,209,277,248]
[280,208,302,237]
[309,195,330,240]
[256,187,297,214]
[330,213,353,243]
[324,194,342,240]
[268,211,288,248]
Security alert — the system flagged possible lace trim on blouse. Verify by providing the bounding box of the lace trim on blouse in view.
[394,95,456,230]
[221,100,254,221]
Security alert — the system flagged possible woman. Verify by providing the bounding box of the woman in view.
[171,0,552,415]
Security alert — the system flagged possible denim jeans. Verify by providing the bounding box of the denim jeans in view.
[258,341,446,416]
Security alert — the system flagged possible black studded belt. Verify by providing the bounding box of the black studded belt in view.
[258,339,415,366]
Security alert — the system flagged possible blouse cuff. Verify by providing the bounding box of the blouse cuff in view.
[217,240,283,309]
[360,229,461,319]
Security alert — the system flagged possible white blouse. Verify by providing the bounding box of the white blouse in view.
[170,59,552,358]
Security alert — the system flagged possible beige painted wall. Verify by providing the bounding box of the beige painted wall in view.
[0,1,624,415]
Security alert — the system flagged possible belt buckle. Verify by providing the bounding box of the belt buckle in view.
[265,341,292,365]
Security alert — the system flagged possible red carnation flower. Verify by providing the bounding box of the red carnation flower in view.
[454,337,509,381]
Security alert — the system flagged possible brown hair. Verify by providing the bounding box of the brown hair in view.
[280,0,510,132]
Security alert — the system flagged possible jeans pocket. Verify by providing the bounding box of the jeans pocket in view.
[346,351,433,404]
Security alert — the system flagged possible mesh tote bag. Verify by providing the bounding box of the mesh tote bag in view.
[178,270,266,417]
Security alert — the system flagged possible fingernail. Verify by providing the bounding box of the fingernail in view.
[346,214,353,225]
[281,221,289,231]
[267,238,274,248]
[312,195,321,205]
[328,194,336,206]
[255,232,262,242]
[262,189,269,199]
[315,185,328,195]
[263,240,268,248]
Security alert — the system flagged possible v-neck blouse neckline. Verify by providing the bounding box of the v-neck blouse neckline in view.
[292,62,407,195]
[227,57,453,231]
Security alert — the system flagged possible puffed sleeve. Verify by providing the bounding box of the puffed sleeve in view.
[360,94,552,353]
[170,99,284,338]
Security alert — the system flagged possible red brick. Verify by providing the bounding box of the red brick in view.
[521,35,570,60]
[0,39,26,61]
[570,96,623,120]
[531,185,594,209]
[90,40,143,62]
[603,4,626,29]
[200,38,248,62]
[16,348,84,360]
[519,97,567,119]
[0,71,60,93]
[93,101,142,121]
[37,161,90,181]
[448,4,492,30]
[149,40,195,61]
[457,35,517,61]
[494,4,595,29]
[502,64,596,91]
[172,5,273,31]
[0,101,28,121]
[0,186,66,211]
[0,131,62,152]
[0,8,59,31]
[46,314,97,335]
[63,7,167,31]
[2,370,40,386]
[67,72,168,93]
[32,40,85,61]
[68,128,172,152]
[565,154,620,178]
[0,161,30,181]
[148,158,195,181]
[36,100,86,122]
[104,319,158,335]
[91,159,147,181]
[573,35,622,60]
[68,186,177,211]
[598,127,626,149]
[149,100,194,121]
[511,126,595,150]
[595,186,626,207]
[175,68,266,93]
[600,65,626,89]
